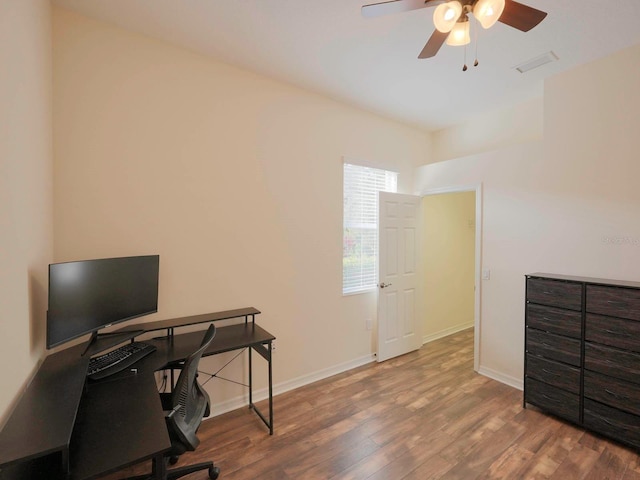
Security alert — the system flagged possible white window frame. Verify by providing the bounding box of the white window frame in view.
[343,162,398,295]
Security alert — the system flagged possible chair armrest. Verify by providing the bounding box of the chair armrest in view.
[166,404,181,419]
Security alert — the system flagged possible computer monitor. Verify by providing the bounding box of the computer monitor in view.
[46,255,159,349]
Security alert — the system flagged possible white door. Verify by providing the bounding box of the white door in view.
[377,192,422,362]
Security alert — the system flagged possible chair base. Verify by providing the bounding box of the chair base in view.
[166,461,219,480]
[124,457,219,480]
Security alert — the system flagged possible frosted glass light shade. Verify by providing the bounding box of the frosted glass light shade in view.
[445,21,470,46]
[473,0,505,29]
[433,1,463,33]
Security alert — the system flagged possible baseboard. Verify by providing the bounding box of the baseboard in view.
[206,349,525,421]
[207,353,376,418]
[422,321,474,345]
[478,366,523,391]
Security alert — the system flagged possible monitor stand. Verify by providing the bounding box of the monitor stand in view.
[81,330,144,357]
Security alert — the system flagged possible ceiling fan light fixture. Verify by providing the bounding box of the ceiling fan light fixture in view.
[433,1,463,33]
[473,0,506,29]
[445,20,470,46]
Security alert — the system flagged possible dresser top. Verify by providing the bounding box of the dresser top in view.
[527,272,640,289]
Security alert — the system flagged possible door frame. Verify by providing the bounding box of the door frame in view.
[420,183,482,372]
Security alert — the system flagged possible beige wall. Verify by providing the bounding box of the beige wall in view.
[431,98,543,164]
[422,192,475,342]
[0,0,53,423]
[52,8,431,410]
[415,43,640,387]
[4,0,637,424]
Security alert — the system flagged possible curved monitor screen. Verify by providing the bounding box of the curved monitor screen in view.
[47,255,159,349]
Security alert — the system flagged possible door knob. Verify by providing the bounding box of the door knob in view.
[379,282,392,289]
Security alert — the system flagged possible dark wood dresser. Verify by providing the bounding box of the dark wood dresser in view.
[525,273,640,448]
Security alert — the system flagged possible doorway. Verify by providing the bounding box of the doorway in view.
[421,185,481,371]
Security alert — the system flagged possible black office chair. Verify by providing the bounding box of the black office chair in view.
[127,324,220,480]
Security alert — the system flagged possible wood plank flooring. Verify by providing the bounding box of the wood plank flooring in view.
[106,328,640,479]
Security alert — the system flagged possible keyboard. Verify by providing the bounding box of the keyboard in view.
[87,341,157,381]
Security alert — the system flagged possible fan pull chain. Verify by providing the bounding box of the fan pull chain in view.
[463,44,468,71]
[474,17,479,67]
[463,17,480,71]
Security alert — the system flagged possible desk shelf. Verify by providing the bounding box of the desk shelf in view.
[118,307,261,336]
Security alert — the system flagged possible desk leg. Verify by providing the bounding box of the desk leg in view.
[268,341,273,435]
[247,343,274,435]
[61,447,70,476]
[248,347,253,409]
[151,453,167,480]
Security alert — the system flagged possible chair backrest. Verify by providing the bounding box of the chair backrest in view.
[166,323,216,451]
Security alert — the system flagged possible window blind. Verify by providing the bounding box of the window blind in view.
[343,163,398,295]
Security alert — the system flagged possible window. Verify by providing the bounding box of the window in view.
[343,163,398,295]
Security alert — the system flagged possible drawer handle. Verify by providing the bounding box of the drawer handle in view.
[604,389,627,400]
[543,291,553,295]
[542,368,559,377]
[591,412,628,431]
[601,416,616,427]
[604,329,627,336]
[606,300,626,306]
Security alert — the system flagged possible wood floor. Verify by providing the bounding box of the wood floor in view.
[108,328,640,479]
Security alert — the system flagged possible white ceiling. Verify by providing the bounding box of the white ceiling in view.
[52,0,640,131]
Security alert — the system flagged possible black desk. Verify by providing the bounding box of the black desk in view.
[0,344,89,479]
[71,374,171,480]
[0,308,274,480]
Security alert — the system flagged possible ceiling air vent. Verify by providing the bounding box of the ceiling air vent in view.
[514,51,558,73]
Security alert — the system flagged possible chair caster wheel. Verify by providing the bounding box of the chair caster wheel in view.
[208,465,220,479]
[169,455,179,465]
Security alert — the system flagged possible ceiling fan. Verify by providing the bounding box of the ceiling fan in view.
[361,0,547,59]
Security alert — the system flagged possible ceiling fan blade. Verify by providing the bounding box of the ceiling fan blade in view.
[498,0,547,32]
[361,0,442,19]
[418,29,448,59]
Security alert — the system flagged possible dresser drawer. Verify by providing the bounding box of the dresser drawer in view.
[586,313,640,352]
[526,328,581,367]
[585,342,640,385]
[527,278,582,311]
[525,377,580,423]
[526,304,582,339]
[584,399,640,449]
[587,285,640,321]
[526,354,580,394]
[584,370,640,416]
